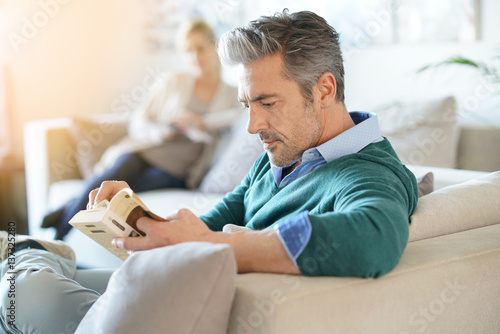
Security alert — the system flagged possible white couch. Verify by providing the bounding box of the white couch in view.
[23,98,500,333]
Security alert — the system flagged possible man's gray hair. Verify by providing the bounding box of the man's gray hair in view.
[218,9,345,103]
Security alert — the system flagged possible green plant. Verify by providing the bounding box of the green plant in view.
[417,49,500,129]
[418,51,500,88]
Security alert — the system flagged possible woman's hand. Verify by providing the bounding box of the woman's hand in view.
[87,180,131,209]
[171,109,205,131]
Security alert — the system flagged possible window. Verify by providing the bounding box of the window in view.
[144,0,480,53]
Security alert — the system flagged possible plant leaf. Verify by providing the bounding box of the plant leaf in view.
[418,56,499,80]
[417,56,479,73]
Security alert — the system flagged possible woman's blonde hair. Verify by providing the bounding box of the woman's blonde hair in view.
[177,19,216,50]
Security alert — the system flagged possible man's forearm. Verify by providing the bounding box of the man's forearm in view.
[206,229,301,275]
[112,209,301,275]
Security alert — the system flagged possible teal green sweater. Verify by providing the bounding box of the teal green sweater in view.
[200,139,418,277]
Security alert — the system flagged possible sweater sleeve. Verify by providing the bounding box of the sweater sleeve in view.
[295,165,418,278]
[199,177,249,231]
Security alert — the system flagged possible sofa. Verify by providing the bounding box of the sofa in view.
[23,96,500,333]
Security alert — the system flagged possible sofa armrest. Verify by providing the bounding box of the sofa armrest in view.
[24,118,82,237]
[227,224,500,334]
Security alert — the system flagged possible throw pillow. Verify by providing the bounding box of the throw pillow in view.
[375,96,460,168]
[409,171,500,242]
[75,242,237,334]
[199,113,263,193]
[416,171,434,197]
[68,117,128,179]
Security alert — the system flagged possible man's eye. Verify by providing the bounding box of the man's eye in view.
[242,104,249,110]
[263,102,275,107]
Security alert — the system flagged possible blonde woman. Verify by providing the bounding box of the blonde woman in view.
[44,19,240,239]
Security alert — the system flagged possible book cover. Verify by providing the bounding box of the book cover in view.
[69,188,163,260]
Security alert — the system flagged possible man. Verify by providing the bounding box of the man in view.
[0,9,418,332]
[94,9,418,277]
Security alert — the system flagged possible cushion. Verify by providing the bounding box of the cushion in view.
[406,164,487,190]
[375,96,460,168]
[416,171,434,197]
[199,114,263,193]
[409,171,500,242]
[75,242,237,334]
[68,117,128,179]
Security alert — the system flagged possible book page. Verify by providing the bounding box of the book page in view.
[108,188,164,235]
[129,191,165,221]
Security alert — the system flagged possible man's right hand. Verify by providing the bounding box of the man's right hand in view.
[87,180,130,210]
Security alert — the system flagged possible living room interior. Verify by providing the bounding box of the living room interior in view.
[0,0,499,333]
[1,0,499,228]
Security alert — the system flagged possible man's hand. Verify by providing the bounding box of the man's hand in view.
[112,208,212,250]
[87,180,131,210]
[112,208,301,275]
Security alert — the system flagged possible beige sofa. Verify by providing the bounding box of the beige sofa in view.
[226,171,500,334]
[23,103,500,333]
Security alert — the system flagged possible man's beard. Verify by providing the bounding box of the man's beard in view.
[261,137,302,167]
[261,112,319,167]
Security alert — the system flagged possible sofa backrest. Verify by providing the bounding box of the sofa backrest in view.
[457,124,500,172]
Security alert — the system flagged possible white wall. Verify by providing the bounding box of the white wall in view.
[343,41,500,124]
[343,0,500,126]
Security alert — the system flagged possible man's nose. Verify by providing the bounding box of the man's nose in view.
[246,107,268,134]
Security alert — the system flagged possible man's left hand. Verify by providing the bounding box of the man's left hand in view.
[112,208,301,275]
[112,208,212,251]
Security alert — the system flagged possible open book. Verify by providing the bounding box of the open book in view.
[68,188,164,260]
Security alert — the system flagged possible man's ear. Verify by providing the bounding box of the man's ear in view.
[315,72,337,107]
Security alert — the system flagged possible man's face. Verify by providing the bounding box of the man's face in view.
[238,54,322,167]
